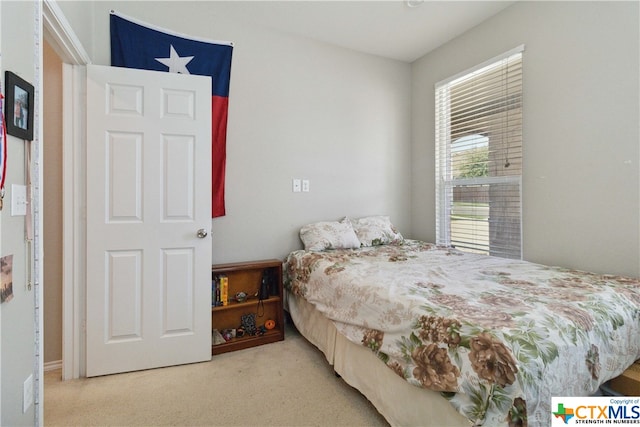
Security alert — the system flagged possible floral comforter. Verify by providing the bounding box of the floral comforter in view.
[284,240,640,427]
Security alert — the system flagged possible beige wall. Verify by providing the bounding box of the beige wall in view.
[1,1,38,424]
[411,1,639,277]
[42,0,412,367]
[80,1,413,264]
[43,41,64,365]
[2,1,637,423]
[39,0,640,375]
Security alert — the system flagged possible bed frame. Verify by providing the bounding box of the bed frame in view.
[285,291,470,427]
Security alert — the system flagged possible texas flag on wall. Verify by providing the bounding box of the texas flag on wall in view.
[110,11,233,217]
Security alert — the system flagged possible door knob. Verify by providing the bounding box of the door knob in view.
[196,228,208,238]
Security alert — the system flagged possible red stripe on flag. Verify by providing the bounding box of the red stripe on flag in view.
[212,95,228,218]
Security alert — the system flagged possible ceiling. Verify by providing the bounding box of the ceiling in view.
[212,1,516,62]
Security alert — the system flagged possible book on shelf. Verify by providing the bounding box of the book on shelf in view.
[212,276,222,307]
[219,274,229,306]
[211,275,222,307]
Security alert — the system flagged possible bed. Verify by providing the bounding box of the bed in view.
[283,216,640,427]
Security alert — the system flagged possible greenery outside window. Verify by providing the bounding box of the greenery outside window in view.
[435,46,524,259]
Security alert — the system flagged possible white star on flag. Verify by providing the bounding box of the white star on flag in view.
[155,45,194,74]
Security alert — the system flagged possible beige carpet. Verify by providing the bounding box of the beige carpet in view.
[44,323,390,426]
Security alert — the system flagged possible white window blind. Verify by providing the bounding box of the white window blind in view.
[435,46,523,259]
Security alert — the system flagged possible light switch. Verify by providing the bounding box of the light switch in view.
[11,184,27,216]
[302,179,310,192]
[292,179,301,193]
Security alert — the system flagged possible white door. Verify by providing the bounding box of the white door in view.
[85,64,212,377]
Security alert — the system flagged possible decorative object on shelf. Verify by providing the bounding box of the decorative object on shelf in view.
[264,319,276,330]
[259,274,270,299]
[221,329,233,342]
[241,313,257,336]
[212,329,225,345]
[4,71,34,141]
[234,291,247,303]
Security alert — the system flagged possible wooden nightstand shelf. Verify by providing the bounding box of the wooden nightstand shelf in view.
[211,259,284,355]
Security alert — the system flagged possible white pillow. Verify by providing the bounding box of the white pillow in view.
[299,218,361,251]
[350,215,404,247]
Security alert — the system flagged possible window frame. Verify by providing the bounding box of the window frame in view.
[435,45,524,259]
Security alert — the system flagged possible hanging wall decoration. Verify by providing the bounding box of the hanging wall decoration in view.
[0,77,7,209]
[1,254,13,303]
[5,71,34,141]
[110,11,233,217]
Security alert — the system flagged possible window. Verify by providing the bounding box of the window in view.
[435,46,523,259]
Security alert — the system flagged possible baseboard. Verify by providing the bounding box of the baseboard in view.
[44,360,63,372]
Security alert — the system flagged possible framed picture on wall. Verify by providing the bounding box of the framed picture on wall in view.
[5,71,34,141]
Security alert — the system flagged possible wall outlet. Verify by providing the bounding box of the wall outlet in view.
[23,374,33,413]
[302,179,310,192]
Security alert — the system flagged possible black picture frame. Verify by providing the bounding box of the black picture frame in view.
[5,71,34,141]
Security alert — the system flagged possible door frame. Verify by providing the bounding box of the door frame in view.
[43,0,90,380]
